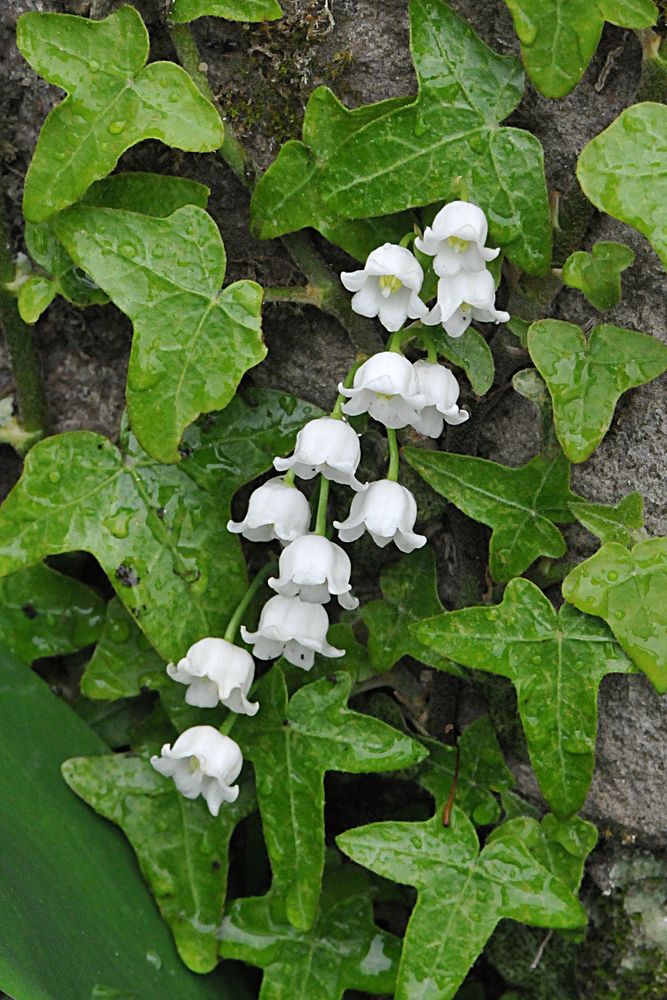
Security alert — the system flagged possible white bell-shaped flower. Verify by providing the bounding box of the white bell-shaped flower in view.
[409,360,469,437]
[240,594,344,670]
[227,477,311,545]
[151,726,243,816]
[269,534,358,610]
[334,480,426,553]
[338,351,425,429]
[166,637,258,715]
[341,243,428,332]
[415,201,500,278]
[274,416,366,491]
[423,270,509,338]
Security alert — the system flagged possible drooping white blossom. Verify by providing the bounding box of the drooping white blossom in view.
[409,360,469,437]
[273,416,366,491]
[269,534,358,610]
[240,594,344,670]
[150,726,243,816]
[334,480,426,553]
[166,637,258,715]
[341,243,428,332]
[227,477,311,545]
[423,270,510,338]
[415,200,500,278]
[338,351,425,429]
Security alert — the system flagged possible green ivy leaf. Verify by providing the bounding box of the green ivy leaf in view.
[431,326,495,396]
[55,204,265,463]
[562,241,635,310]
[492,813,597,893]
[403,446,576,582]
[413,578,635,816]
[219,859,401,998]
[82,597,164,700]
[504,0,657,98]
[17,6,223,221]
[0,563,104,662]
[17,275,59,324]
[360,548,462,675]
[337,808,586,1000]
[577,102,667,269]
[0,390,318,662]
[528,320,667,463]
[232,666,427,931]
[562,538,667,693]
[62,753,255,973]
[169,0,283,23]
[568,492,645,546]
[251,0,551,273]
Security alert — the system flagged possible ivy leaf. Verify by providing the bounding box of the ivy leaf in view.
[62,753,255,973]
[0,390,318,662]
[562,241,635,310]
[55,204,265,463]
[169,0,283,23]
[337,808,587,1000]
[413,578,635,816]
[360,548,462,676]
[219,859,401,999]
[0,563,104,662]
[17,6,223,221]
[17,275,60,324]
[504,0,657,98]
[232,666,427,931]
[403,446,576,582]
[569,492,645,546]
[562,538,667,693]
[251,0,551,274]
[528,320,667,463]
[577,103,667,269]
[81,597,164,701]
[493,813,597,893]
[431,326,495,396]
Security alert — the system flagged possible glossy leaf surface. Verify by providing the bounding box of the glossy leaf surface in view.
[338,808,586,1000]
[404,446,575,581]
[63,753,255,972]
[18,6,223,220]
[528,320,667,463]
[577,103,667,269]
[562,241,635,310]
[569,492,645,546]
[170,0,282,22]
[252,0,551,273]
[413,578,634,815]
[82,596,164,700]
[563,538,667,692]
[431,326,495,396]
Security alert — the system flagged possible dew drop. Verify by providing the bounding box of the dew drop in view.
[89,60,100,72]
[48,470,60,483]
[107,120,127,135]
[607,570,619,581]
[109,618,132,644]
[118,242,137,258]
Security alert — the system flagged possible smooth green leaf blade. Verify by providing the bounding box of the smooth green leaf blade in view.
[0,563,104,662]
[413,578,634,815]
[431,326,495,396]
[82,596,164,700]
[18,7,223,221]
[404,446,575,581]
[233,667,427,931]
[62,753,255,972]
[170,0,282,23]
[528,320,667,463]
[0,645,248,1000]
[251,0,551,273]
[577,102,667,269]
[17,275,58,323]
[568,492,645,546]
[82,171,210,215]
[55,204,265,463]
[562,241,635,310]
[562,538,667,692]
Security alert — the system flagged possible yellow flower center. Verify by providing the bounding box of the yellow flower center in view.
[378,274,403,295]
[189,756,201,772]
[447,235,469,253]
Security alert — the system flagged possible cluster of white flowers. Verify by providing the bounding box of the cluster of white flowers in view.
[151,200,507,815]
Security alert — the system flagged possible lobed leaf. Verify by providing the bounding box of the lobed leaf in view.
[82,596,164,701]
[170,0,283,23]
[562,241,635,310]
[568,492,645,546]
[431,326,495,396]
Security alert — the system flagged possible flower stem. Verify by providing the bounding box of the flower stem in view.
[264,284,324,307]
[223,562,277,643]
[282,467,297,487]
[314,475,330,536]
[331,358,363,419]
[386,428,400,481]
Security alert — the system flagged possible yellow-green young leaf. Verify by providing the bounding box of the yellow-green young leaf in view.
[413,578,635,816]
[232,666,427,931]
[0,563,104,662]
[403,447,576,582]
[170,0,282,22]
[504,0,657,98]
[569,492,645,546]
[337,808,587,1000]
[62,754,255,973]
[430,326,495,396]
[577,103,667,270]
[562,241,635,310]
[251,0,551,274]
[562,538,667,693]
[17,6,223,221]
[55,204,265,463]
[219,860,401,999]
[528,320,667,463]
